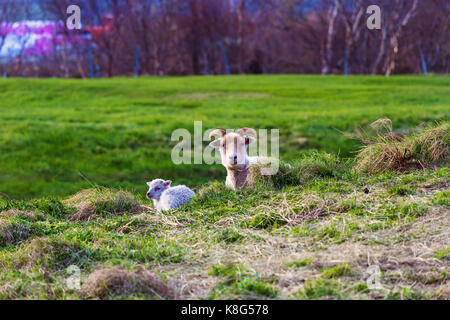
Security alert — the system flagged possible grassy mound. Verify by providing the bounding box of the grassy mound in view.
[82,266,175,299]
[0,165,448,299]
[64,188,143,221]
[412,123,449,164]
[351,120,449,174]
[248,151,345,189]
[6,237,88,271]
[0,218,30,247]
[0,142,449,300]
[0,209,38,247]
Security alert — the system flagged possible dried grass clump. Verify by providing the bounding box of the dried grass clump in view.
[0,218,30,247]
[14,237,81,270]
[64,188,143,221]
[247,193,342,230]
[412,123,449,164]
[350,119,449,174]
[81,266,176,299]
[0,209,36,220]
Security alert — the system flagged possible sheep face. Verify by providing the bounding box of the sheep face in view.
[146,179,171,200]
[209,131,256,170]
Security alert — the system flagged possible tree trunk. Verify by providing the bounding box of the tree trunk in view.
[337,0,364,75]
[75,48,86,79]
[237,0,246,74]
[383,0,419,76]
[322,2,339,75]
[344,31,352,75]
[61,37,70,78]
[371,28,387,75]
[419,45,428,75]
[14,55,22,76]
[107,52,113,77]
[385,35,399,76]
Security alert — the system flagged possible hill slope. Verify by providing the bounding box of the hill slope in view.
[1,163,448,299]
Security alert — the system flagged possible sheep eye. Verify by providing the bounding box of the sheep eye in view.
[154,187,160,191]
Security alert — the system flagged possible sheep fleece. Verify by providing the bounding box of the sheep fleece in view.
[158,186,195,211]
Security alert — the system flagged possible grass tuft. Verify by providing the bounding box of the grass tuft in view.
[214,229,246,244]
[0,218,30,247]
[350,120,449,174]
[10,237,90,271]
[81,266,175,299]
[411,123,449,164]
[321,264,354,279]
[209,263,247,278]
[64,188,143,221]
[285,258,314,268]
[299,279,345,299]
[435,246,450,260]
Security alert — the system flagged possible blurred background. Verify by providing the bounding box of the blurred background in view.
[0,0,448,199]
[0,0,448,77]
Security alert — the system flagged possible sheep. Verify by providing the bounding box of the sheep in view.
[209,128,278,190]
[146,179,195,212]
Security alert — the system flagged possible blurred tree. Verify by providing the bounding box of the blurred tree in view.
[370,0,419,75]
[336,0,364,75]
[0,0,447,77]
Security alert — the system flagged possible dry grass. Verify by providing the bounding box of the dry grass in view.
[64,188,143,221]
[1,208,33,218]
[0,218,30,247]
[248,192,337,228]
[171,205,449,299]
[350,119,449,174]
[151,176,449,299]
[3,237,83,272]
[81,266,176,299]
[412,124,450,164]
[24,237,75,265]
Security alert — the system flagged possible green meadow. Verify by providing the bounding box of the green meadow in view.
[0,75,448,199]
[0,75,449,300]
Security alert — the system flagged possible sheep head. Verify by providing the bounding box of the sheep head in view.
[209,128,256,169]
[146,179,171,200]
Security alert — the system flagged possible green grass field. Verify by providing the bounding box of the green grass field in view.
[0,75,448,199]
[0,75,449,300]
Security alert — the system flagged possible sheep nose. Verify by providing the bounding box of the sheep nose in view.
[231,155,237,164]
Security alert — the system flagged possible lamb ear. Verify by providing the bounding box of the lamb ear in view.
[146,182,152,186]
[164,180,172,187]
[245,136,256,145]
[209,139,221,148]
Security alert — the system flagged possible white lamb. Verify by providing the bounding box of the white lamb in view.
[146,179,195,212]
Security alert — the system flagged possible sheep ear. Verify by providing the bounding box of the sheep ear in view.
[164,180,172,187]
[245,136,256,145]
[209,139,221,148]
[146,182,152,186]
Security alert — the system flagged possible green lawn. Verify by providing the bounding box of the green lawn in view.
[0,75,449,300]
[0,75,448,199]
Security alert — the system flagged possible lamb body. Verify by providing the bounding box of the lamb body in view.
[146,179,195,211]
